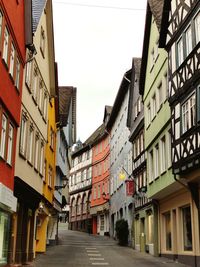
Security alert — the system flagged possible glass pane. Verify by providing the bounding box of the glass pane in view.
[0,212,10,264]
[165,212,172,250]
[182,206,193,251]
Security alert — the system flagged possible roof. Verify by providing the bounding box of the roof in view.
[139,0,164,96]
[58,86,77,127]
[106,69,132,130]
[103,105,112,124]
[84,123,105,146]
[32,0,47,33]
[148,0,164,31]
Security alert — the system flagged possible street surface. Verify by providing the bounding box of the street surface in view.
[33,223,189,267]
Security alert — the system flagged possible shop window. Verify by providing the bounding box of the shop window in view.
[0,212,10,264]
[164,212,172,251]
[182,206,193,251]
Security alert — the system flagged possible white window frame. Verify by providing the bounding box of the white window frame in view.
[0,11,3,38]
[149,150,154,183]
[160,135,166,173]
[194,11,200,44]
[181,93,196,134]
[40,141,44,176]
[27,124,34,163]
[9,43,15,77]
[2,26,9,64]
[152,94,156,119]
[185,25,193,56]
[25,60,32,89]
[154,144,159,178]
[177,37,184,67]
[19,114,27,156]
[34,134,39,170]
[15,58,20,90]
[7,123,14,165]
[0,114,7,158]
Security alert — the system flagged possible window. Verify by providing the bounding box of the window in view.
[152,94,156,119]
[149,150,154,183]
[167,131,172,168]
[177,37,184,66]
[0,114,7,158]
[97,184,101,198]
[154,144,159,178]
[40,142,44,175]
[182,93,196,134]
[38,80,43,111]
[32,68,38,101]
[164,212,172,251]
[160,136,166,173]
[15,58,20,89]
[0,11,2,38]
[163,72,168,101]
[40,26,45,57]
[34,134,39,170]
[7,124,14,165]
[2,27,9,64]
[182,206,193,251]
[194,12,200,44]
[157,82,162,110]
[27,124,34,163]
[43,159,46,182]
[93,186,96,200]
[50,127,54,150]
[25,60,32,89]
[9,43,15,77]
[19,114,27,156]
[43,91,48,120]
[150,47,155,70]
[147,103,151,126]
[48,165,53,187]
[185,25,193,56]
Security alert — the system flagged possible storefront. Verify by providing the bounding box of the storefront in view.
[0,182,17,265]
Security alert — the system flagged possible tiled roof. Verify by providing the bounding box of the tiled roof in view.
[32,0,47,33]
[148,0,164,31]
[133,57,141,76]
[58,86,76,127]
[84,123,105,145]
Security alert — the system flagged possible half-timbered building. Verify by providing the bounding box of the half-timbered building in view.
[160,0,200,265]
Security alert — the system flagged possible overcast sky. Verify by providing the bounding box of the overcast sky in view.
[52,0,147,142]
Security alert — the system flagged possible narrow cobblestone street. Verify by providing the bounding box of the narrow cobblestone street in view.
[33,223,190,267]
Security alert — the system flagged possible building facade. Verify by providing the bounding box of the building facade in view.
[14,0,56,264]
[69,143,92,232]
[159,0,200,266]
[90,110,111,235]
[127,58,152,252]
[0,1,25,265]
[106,70,133,242]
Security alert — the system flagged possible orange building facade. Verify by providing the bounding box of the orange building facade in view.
[91,127,110,236]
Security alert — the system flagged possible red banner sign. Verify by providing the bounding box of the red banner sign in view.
[126,180,134,196]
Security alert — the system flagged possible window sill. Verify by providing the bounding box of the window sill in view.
[27,160,33,167]
[48,185,53,190]
[19,151,26,160]
[25,82,32,94]
[32,95,38,106]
